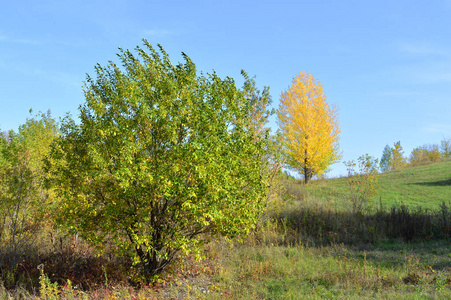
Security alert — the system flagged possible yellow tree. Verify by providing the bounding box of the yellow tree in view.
[391,141,407,170]
[278,72,341,184]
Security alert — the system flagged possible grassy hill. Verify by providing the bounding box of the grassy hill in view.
[302,160,451,209]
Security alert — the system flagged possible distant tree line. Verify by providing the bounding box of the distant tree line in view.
[380,138,451,172]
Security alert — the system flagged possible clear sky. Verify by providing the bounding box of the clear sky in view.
[1,0,450,177]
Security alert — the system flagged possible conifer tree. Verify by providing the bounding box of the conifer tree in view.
[380,144,392,172]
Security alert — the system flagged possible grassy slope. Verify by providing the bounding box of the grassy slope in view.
[303,160,451,209]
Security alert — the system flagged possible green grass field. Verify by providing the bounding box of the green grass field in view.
[303,160,451,209]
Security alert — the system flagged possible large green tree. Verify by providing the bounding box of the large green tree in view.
[47,41,272,280]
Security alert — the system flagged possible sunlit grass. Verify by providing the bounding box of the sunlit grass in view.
[303,160,451,209]
[204,232,451,299]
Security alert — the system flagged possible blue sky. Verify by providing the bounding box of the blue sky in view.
[1,0,451,177]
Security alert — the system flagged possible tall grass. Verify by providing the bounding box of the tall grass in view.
[280,199,451,245]
[204,224,451,299]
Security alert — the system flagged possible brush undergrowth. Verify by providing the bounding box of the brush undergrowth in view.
[1,222,450,299]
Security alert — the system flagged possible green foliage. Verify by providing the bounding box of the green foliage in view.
[39,265,59,300]
[344,154,379,213]
[380,144,392,172]
[17,110,60,173]
[240,73,283,222]
[47,41,272,280]
[260,132,285,222]
[0,111,59,273]
[440,137,451,160]
[379,141,407,172]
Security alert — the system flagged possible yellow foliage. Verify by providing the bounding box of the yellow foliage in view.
[409,144,441,166]
[391,141,407,170]
[278,72,341,183]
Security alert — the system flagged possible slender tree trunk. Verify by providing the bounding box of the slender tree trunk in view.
[304,139,311,184]
[304,147,310,184]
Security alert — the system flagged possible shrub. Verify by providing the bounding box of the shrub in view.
[46,41,273,281]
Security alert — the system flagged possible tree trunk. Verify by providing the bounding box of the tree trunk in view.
[304,167,310,184]
[304,142,311,184]
[126,227,173,283]
[304,150,312,184]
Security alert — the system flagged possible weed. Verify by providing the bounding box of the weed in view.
[38,264,59,300]
[433,269,449,291]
